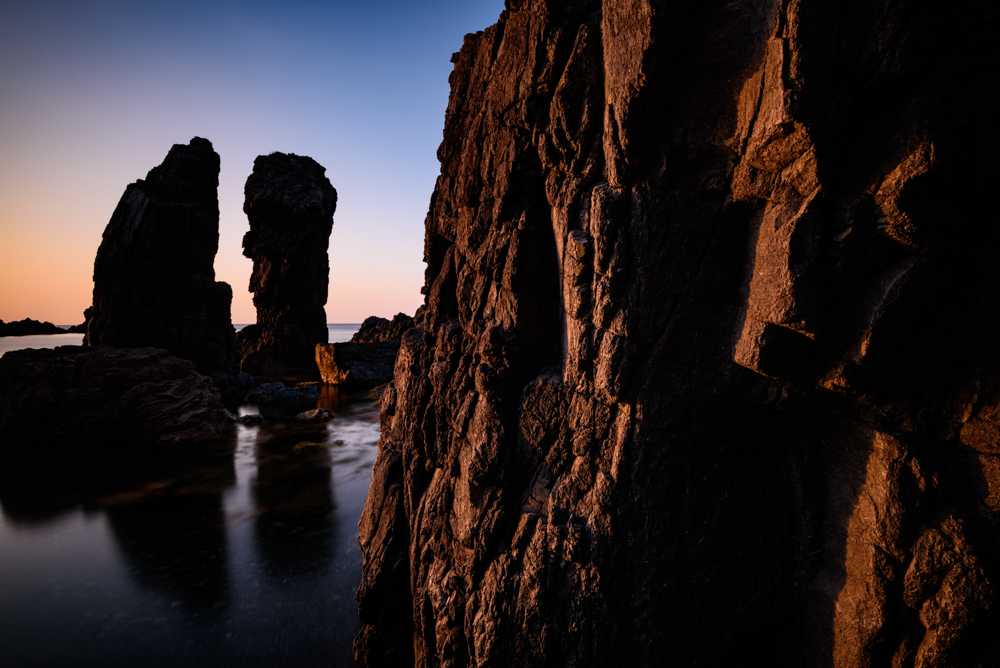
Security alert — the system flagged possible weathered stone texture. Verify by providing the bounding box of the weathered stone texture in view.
[236,153,337,377]
[357,1,1000,667]
[84,137,237,374]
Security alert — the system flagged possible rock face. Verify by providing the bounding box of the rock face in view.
[356,2,1000,667]
[315,341,400,386]
[83,137,236,374]
[0,346,231,455]
[351,313,415,343]
[236,153,337,377]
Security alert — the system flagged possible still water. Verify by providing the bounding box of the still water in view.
[0,324,375,667]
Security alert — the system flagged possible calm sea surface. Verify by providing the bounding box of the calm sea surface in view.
[0,324,375,666]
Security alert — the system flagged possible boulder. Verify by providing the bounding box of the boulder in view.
[83,137,237,374]
[315,341,399,386]
[245,381,320,416]
[0,346,231,456]
[355,2,1000,667]
[236,153,338,376]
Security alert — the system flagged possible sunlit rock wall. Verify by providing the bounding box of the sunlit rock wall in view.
[357,1,1000,666]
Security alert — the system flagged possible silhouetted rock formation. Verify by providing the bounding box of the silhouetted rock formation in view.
[65,308,91,334]
[83,137,236,374]
[356,2,1000,667]
[236,153,337,377]
[0,318,64,336]
[0,346,231,455]
[351,313,415,343]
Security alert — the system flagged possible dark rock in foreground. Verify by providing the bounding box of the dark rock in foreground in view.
[84,137,237,374]
[236,153,338,377]
[315,341,399,386]
[0,318,65,337]
[0,346,231,455]
[356,2,1000,667]
[350,313,414,343]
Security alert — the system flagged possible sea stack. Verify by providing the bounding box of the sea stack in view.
[84,137,237,374]
[236,153,337,377]
[356,1,1000,667]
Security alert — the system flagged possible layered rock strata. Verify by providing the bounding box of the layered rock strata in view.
[0,346,231,454]
[356,1,1000,667]
[84,137,236,374]
[236,153,337,377]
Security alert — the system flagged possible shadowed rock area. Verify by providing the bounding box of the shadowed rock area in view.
[237,152,337,377]
[356,1,1000,666]
[83,137,237,374]
[315,341,400,386]
[0,346,231,455]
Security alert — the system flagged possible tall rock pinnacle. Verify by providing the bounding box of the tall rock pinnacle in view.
[84,137,237,374]
[355,1,1000,666]
[236,152,337,377]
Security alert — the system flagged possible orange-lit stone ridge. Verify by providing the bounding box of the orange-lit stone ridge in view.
[356,0,1000,666]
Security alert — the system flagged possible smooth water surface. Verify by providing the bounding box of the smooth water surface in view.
[0,324,361,358]
[0,332,83,357]
[0,325,378,667]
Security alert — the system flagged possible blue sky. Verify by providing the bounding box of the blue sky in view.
[0,0,505,323]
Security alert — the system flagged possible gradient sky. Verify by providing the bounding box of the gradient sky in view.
[0,0,505,324]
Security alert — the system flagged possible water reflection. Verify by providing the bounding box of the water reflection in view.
[252,421,337,578]
[106,492,231,610]
[0,388,381,667]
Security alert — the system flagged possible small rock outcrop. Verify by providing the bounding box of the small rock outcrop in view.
[0,319,64,337]
[356,2,1000,667]
[315,341,399,386]
[83,137,236,374]
[315,312,413,386]
[0,346,231,455]
[351,313,415,343]
[236,153,337,377]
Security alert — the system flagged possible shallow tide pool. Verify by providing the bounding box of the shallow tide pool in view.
[0,326,377,667]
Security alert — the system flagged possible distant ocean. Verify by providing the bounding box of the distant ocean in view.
[0,324,362,358]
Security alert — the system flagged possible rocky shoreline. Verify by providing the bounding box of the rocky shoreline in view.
[0,318,85,337]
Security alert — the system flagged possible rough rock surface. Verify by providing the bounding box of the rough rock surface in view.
[315,341,400,386]
[351,313,415,343]
[0,319,64,336]
[0,346,231,455]
[83,137,237,374]
[236,153,337,376]
[356,2,1000,667]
